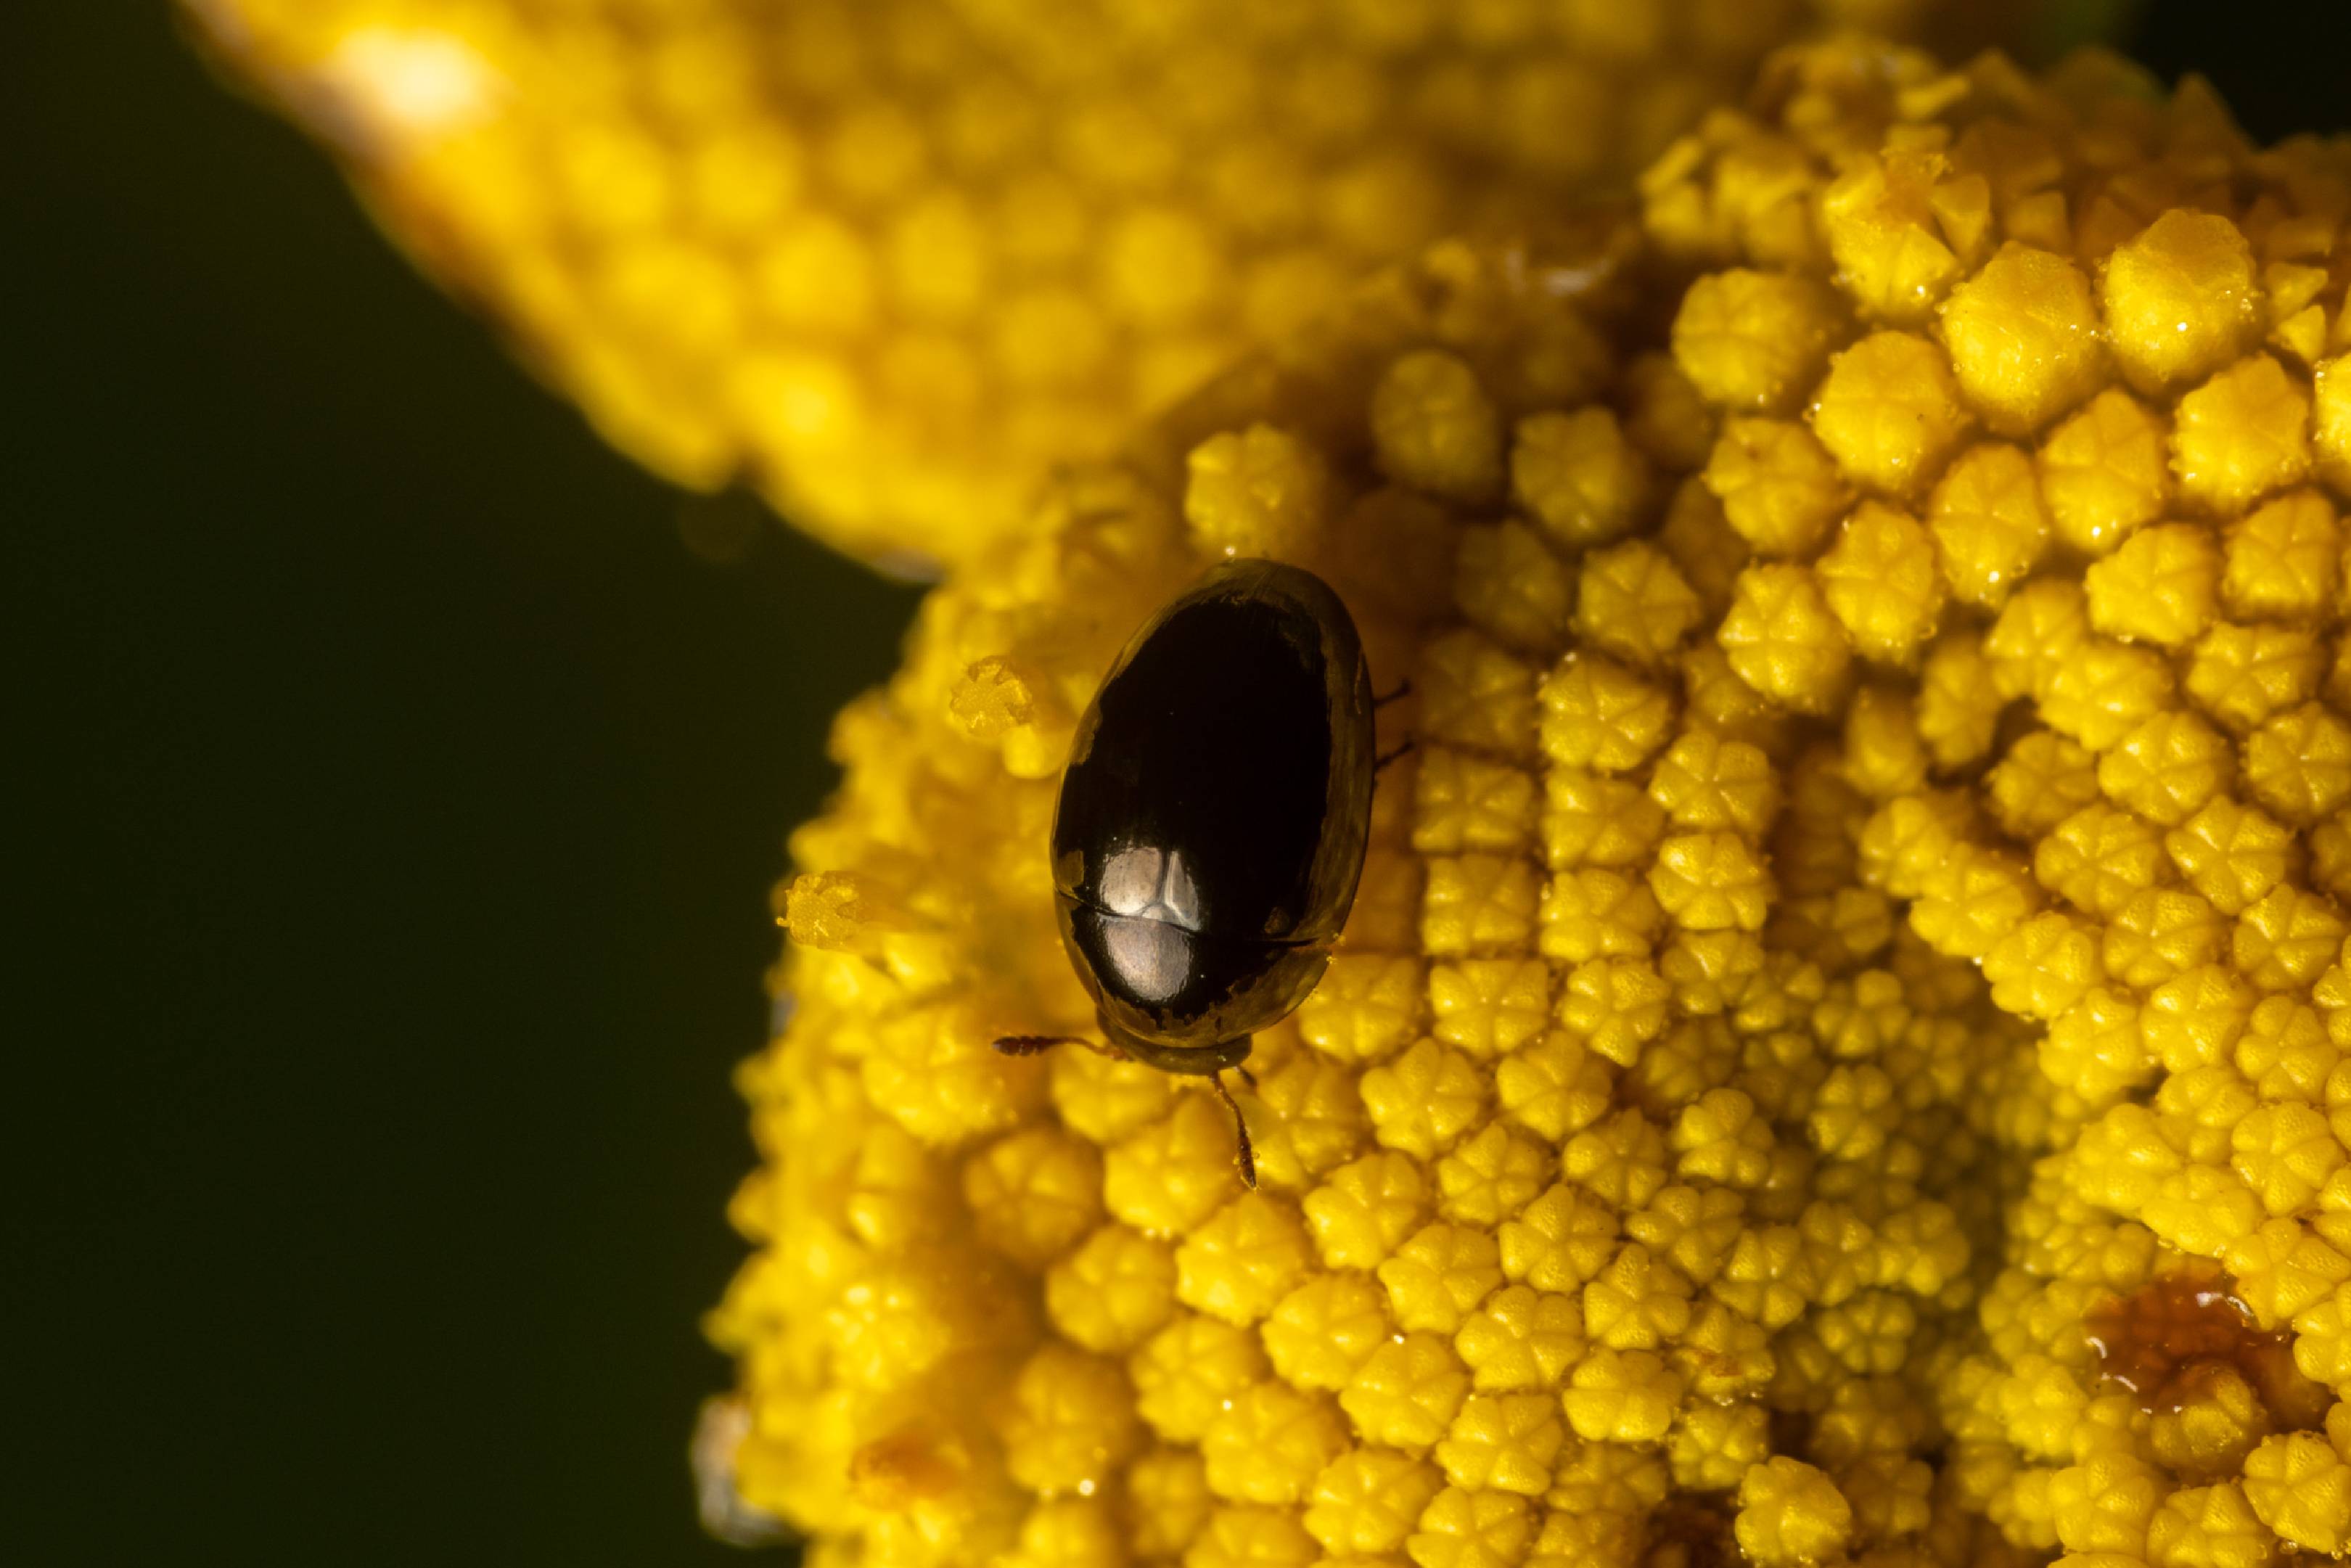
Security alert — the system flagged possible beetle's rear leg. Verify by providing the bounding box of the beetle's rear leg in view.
[1374,739,1416,776]
[1212,1070,1257,1189]
[993,1035,1129,1062]
[1374,678,1413,710]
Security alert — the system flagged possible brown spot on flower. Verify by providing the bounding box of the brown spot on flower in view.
[2088,1259,2326,1437]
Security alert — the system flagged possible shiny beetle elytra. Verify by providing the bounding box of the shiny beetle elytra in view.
[997,559,1395,1186]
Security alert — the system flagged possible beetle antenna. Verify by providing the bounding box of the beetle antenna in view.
[993,1035,1130,1062]
[992,1035,1085,1056]
[1212,1071,1257,1189]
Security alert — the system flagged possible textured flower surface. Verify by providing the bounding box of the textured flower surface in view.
[183,0,2058,571]
[702,36,2351,1568]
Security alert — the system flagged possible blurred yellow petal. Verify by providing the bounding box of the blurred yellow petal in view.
[185,0,2068,570]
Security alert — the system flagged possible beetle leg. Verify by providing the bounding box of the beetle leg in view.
[992,1034,1129,1061]
[1373,678,1413,709]
[1212,1071,1257,1190]
[1234,1063,1258,1091]
[1373,738,1417,776]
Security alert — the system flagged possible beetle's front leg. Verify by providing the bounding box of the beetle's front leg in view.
[1211,1070,1257,1190]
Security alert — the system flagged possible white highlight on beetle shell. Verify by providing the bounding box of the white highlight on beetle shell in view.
[1093,845,1206,1003]
[1096,916,1191,1004]
[1096,845,1203,929]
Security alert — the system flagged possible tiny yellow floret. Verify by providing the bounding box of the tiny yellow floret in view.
[1809,331,1972,498]
[1673,269,1845,415]
[2243,1430,2351,1554]
[1718,564,1853,715]
[1815,501,1947,664]
[2100,211,2262,397]
[1374,352,1506,506]
[2084,522,2223,648]
[1514,409,1654,552]
[2040,388,2174,554]
[1186,424,1334,559]
[1928,440,2051,604]
[1704,417,1851,557]
[1939,242,2106,435]
[1736,1456,1854,1566]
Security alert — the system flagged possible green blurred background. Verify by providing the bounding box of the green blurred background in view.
[7,4,2348,1566]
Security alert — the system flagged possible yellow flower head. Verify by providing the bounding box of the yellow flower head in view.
[676,33,2351,1566]
[186,0,2064,571]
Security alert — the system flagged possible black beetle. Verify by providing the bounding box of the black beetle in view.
[997,559,1390,1187]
